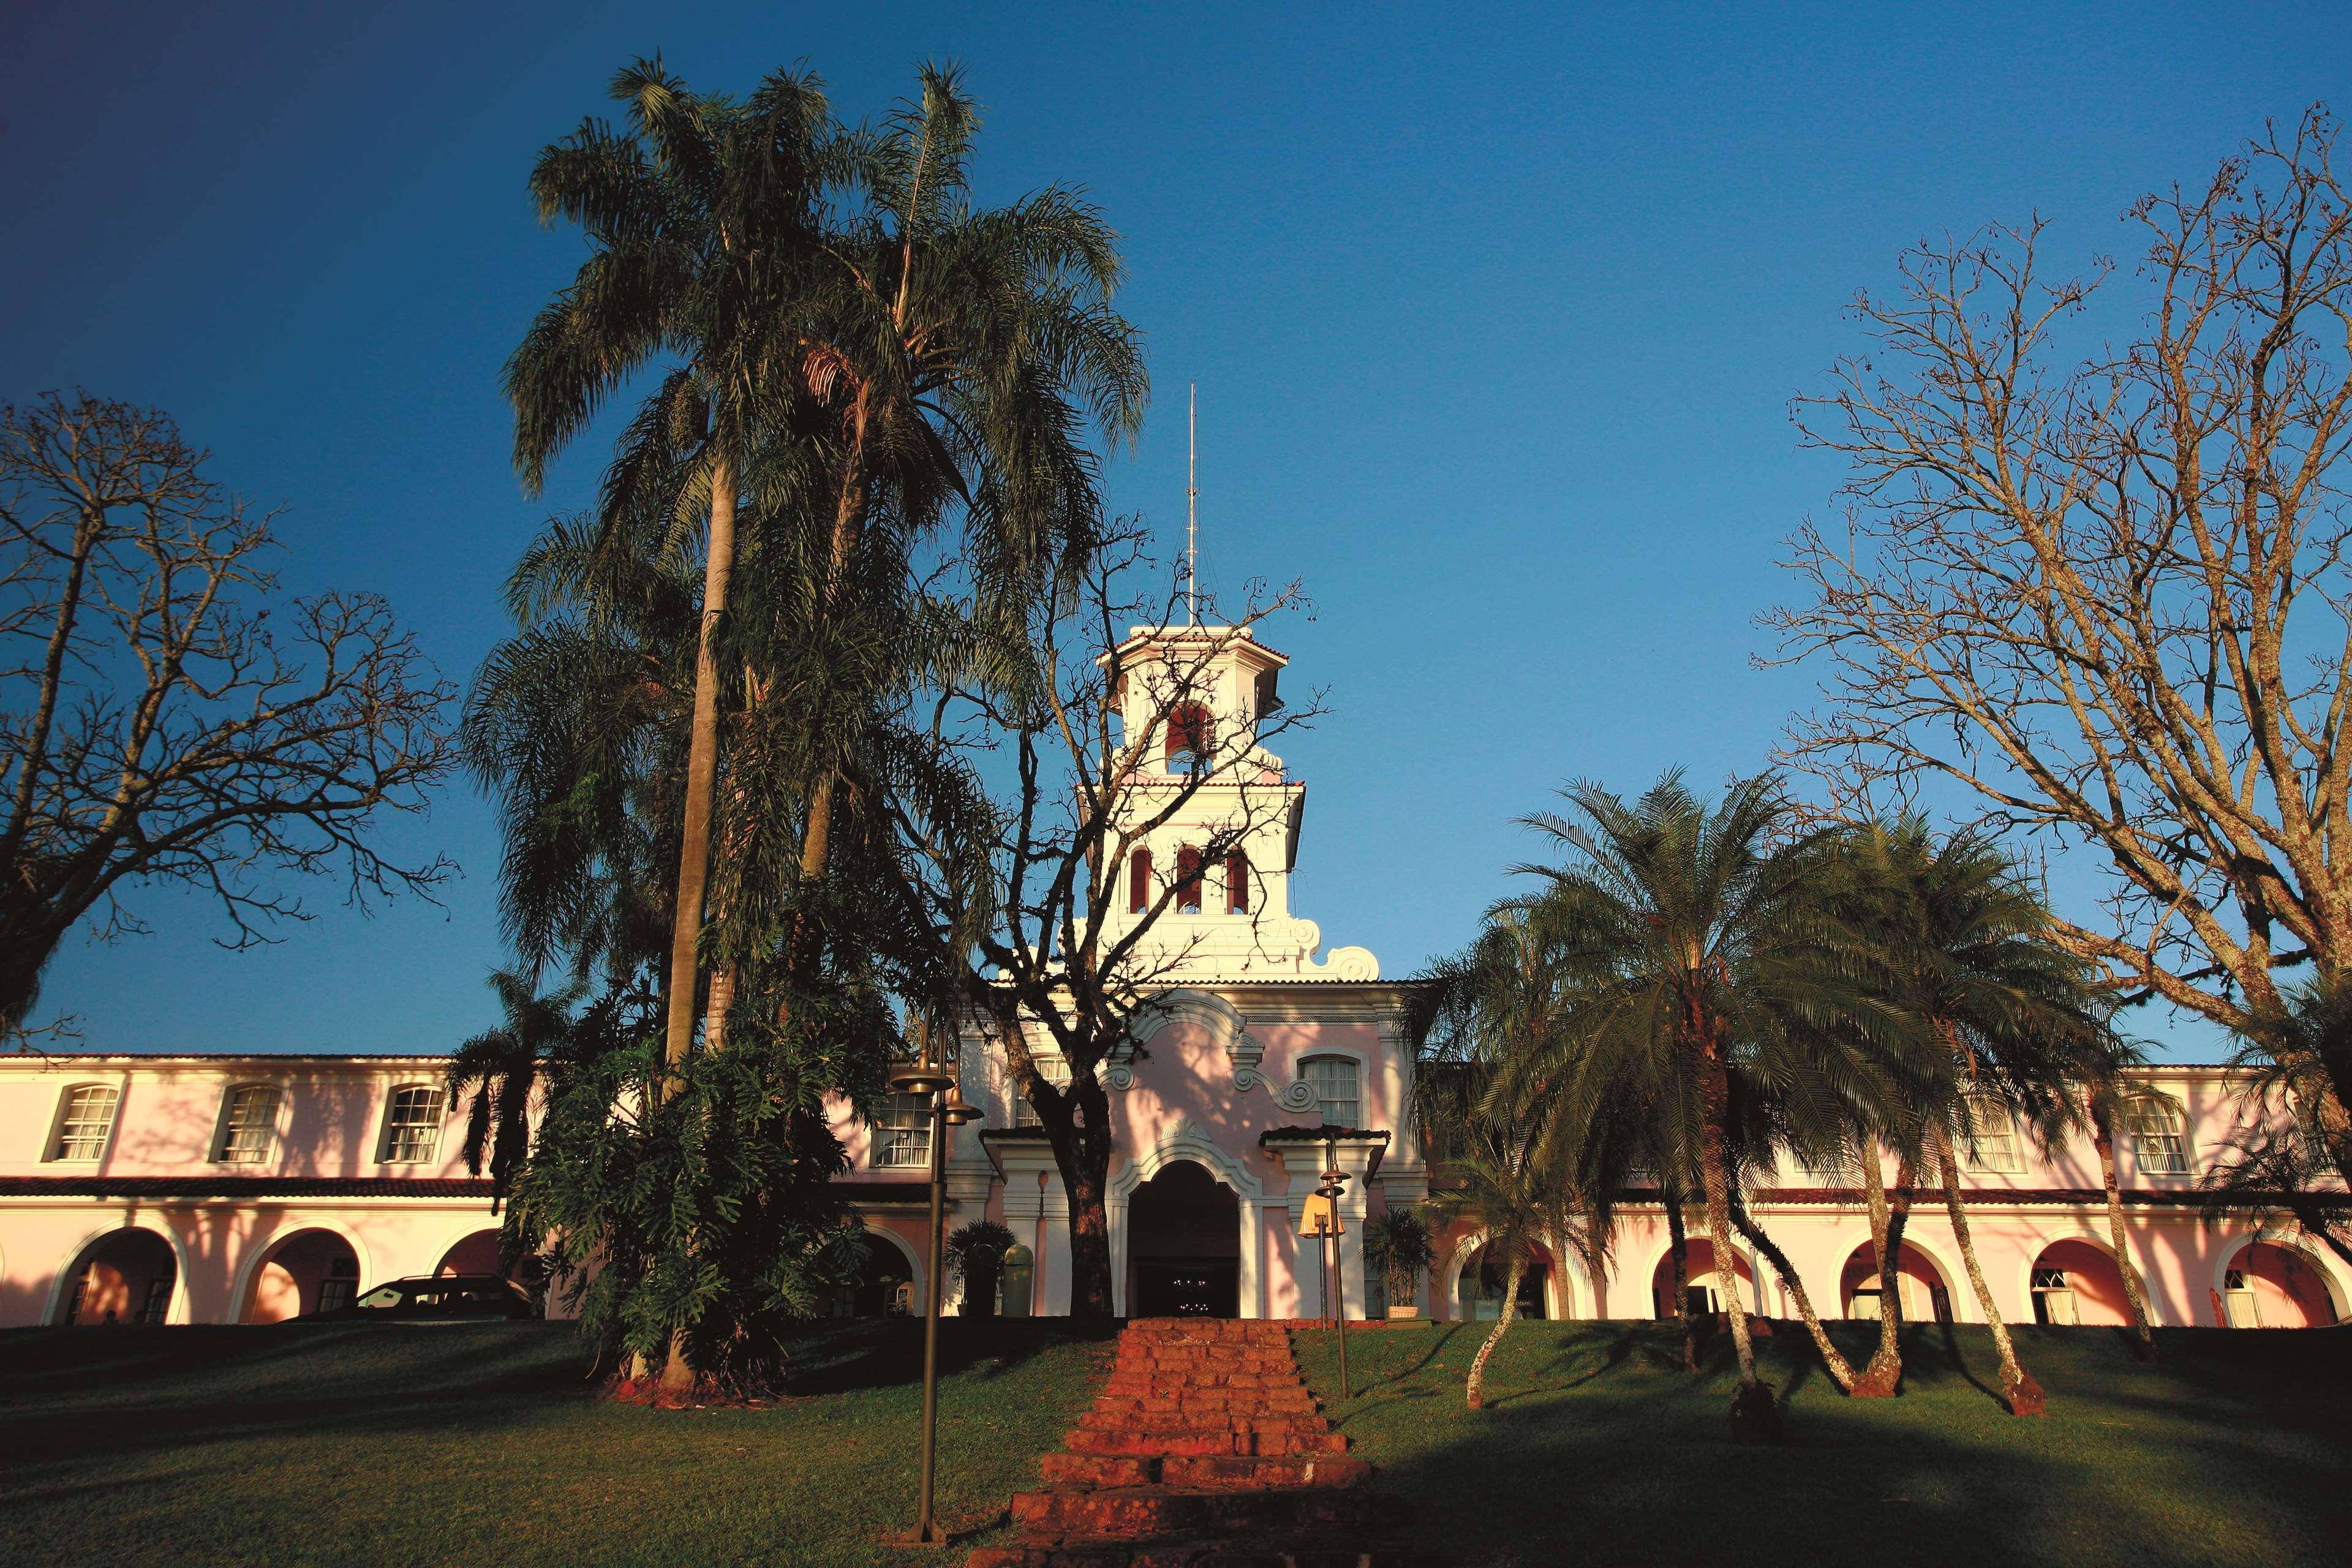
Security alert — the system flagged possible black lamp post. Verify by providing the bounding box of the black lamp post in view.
[887,1055,979,1545]
[1316,1138,1350,1401]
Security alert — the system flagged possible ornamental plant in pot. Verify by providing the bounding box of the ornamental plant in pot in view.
[1364,1204,1435,1321]
[946,1221,1017,1318]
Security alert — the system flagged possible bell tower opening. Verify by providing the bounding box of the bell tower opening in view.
[1126,1159,1241,1317]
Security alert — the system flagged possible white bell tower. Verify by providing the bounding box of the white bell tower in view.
[1100,623,1378,983]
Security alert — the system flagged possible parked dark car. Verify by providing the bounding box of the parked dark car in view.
[306,1273,538,1322]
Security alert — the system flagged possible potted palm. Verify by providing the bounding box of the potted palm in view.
[946,1221,1017,1317]
[1363,1205,1435,1321]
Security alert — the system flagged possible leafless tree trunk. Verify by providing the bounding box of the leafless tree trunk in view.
[0,392,456,1031]
[889,529,1324,1319]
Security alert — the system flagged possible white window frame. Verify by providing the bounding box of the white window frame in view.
[1010,1056,1071,1128]
[378,1084,447,1164]
[1961,1098,2022,1174]
[2126,1094,2193,1177]
[1299,1054,1362,1129]
[47,1083,121,1163]
[872,1092,934,1169]
[212,1084,284,1165]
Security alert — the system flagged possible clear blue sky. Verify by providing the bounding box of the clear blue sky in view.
[7,2,2343,1060]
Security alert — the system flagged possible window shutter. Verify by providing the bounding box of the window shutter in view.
[1227,851,1251,913]
[1176,847,1204,912]
[1129,849,1152,913]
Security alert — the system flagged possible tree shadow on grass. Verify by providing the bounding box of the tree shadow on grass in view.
[1310,1321,2352,1568]
[779,1317,1118,1398]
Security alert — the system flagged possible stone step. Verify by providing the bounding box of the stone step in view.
[1064,1425,1349,1458]
[1038,1453,1373,1491]
[969,1537,1428,1568]
[1079,1411,1329,1438]
[1009,1483,1359,1538]
[1090,1396,1320,1419]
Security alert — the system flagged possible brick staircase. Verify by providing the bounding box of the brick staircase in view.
[969,1317,1411,1568]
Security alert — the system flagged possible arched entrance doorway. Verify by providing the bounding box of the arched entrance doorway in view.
[1127,1160,1240,1317]
[1455,1241,1549,1321]
[824,1232,916,1317]
[1839,1241,1953,1324]
[58,1229,177,1325]
[246,1229,361,1322]
[2222,1240,2343,1327]
[1650,1239,1756,1318]
[2027,1238,2130,1326]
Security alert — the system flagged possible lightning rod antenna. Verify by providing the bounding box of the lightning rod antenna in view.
[1186,382,1199,627]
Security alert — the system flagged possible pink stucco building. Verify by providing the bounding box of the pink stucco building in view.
[2,621,2344,1334]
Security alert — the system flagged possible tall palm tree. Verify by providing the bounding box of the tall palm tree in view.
[449,968,590,1211]
[1411,913,1597,1408]
[506,58,842,1077]
[1507,771,1898,1441]
[1850,818,2114,1414]
[776,61,1147,970]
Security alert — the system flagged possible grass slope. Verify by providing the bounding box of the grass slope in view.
[0,1319,1112,1568]
[1291,1319,2352,1568]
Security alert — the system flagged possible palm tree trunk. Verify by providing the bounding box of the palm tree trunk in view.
[1930,1126,2045,1415]
[1465,1254,1524,1409]
[1664,1187,1699,1373]
[2091,1109,2160,1360]
[1730,1197,1863,1393]
[1695,1052,1777,1440]
[1854,1144,1907,1396]
[658,452,739,1082]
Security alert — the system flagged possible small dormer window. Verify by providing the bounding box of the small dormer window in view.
[1254,669,1280,721]
[1227,851,1251,914]
[1166,703,1213,773]
[1175,846,1204,913]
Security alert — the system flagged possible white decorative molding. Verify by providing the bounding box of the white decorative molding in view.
[1130,989,1319,1110]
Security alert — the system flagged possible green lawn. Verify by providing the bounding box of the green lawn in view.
[1292,1318,2352,1567]
[0,1319,1113,1567]
[4,1318,2346,1567]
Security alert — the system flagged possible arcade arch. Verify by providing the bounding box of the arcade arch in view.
[2025,1237,2132,1327]
[2217,1237,2345,1327]
[1838,1238,1956,1324]
[1647,1237,1757,1317]
[50,1225,183,1325]
[238,1224,367,1322]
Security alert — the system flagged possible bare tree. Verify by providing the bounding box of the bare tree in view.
[889,527,1327,1319]
[1766,109,2352,1037]
[1,392,459,1032]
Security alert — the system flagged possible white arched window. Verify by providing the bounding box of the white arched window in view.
[1961,1099,2021,1174]
[48,1084,119,1162]
[2125,1095,2193,1176]
[214,1085,282,1164]
[379,1085,445,1164]
[1011,1056,1072,1128]
[1301,1056,1360,1129]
